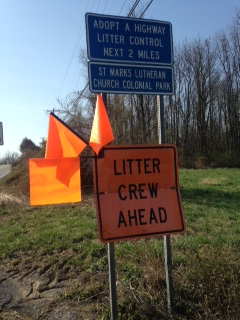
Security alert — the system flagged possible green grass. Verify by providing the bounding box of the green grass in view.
[0,168,240,319]
[179,168,240,248]
[0,199,100,261]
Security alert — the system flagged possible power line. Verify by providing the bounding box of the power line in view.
[108,0,118,15]
[119,0,127,15]
[56,0,98,100]
[139,0,154,18]
[127,0,141,17]
[56,27,83,98]
[95,0,102,13]
[88,0,95,13]
[103,0,109,13]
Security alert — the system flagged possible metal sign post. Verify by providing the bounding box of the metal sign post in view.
[108,242,117,320]
[102,93,118,320]
[157,95,175,314]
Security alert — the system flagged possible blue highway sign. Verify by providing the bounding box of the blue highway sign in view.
[88,62,174,95]
[85,13,173,66]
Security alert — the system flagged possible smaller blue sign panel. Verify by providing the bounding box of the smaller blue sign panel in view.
[88,62,174,95]
[86,13,173,65]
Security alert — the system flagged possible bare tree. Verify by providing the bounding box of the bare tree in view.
[0,151,19,164]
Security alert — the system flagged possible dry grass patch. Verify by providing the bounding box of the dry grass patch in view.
[199,177,228,186]
[0,191,26,205]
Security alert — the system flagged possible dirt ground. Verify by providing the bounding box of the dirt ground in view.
[0,252,108,320]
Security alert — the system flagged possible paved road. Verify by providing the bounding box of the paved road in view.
[0,164,11,179]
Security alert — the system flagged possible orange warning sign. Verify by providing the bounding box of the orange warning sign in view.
[93,144,185,243]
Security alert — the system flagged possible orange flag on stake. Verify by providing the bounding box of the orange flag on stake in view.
[29,157,81,205]
[29,113,87,206]
[45,113,87,158]
[89,94,114,155]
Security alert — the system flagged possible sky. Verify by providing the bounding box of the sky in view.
[0,0,239,156]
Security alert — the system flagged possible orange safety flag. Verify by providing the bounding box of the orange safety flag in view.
[89,94,114,155]
[45,113,87,158]
[29,157,81,205]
